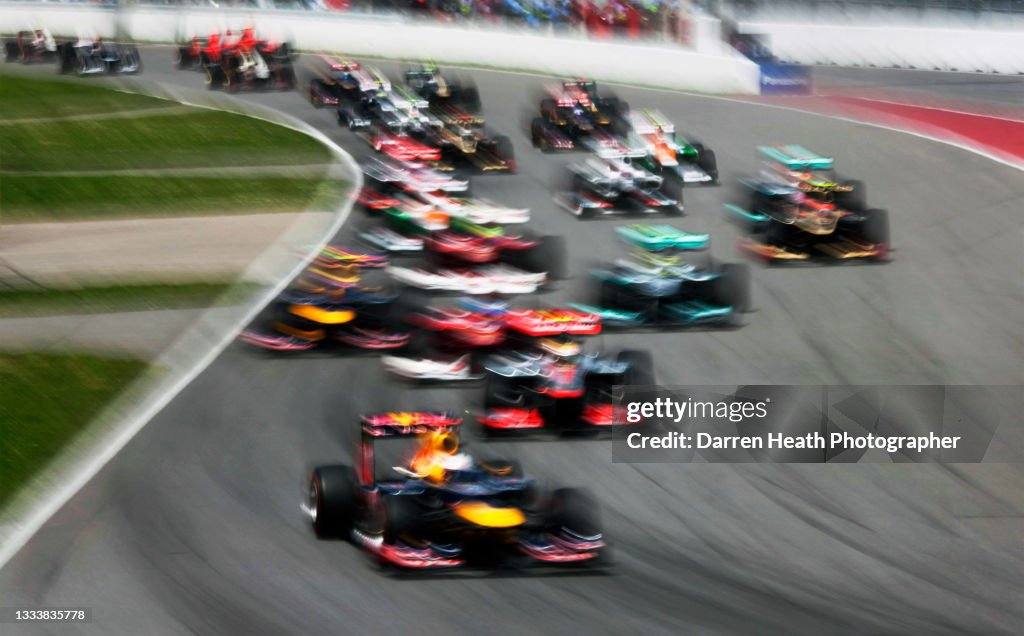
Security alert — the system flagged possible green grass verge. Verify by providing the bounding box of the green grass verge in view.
[1,110,332,172]
[0,281,262,318]
[0,74,174,120]
[2,175,347,221]
[0,352,148,507]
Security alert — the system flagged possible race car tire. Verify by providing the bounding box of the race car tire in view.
[383,495,422,544]
[860,208,890,260]
[277,65,296,91]
[389,288,433,331]
[203,57,224,89]
[116,46,139,75]
[836,179,866,211]
[506,235,567,279]
[57,42,74,74]
[697,148,719,184]
[6,41,20,63]
[548,488,602,538]
[310,78,328,107]
[310,465,356,538]
[456,84,481,114]
[711,263,752,317]
[540,98,557,120]
[617,350,655,388]
[400,328,434,358]
[493,135,515,163]
[660,177,685,215]
[530,117,549,151]
[484,373,528,410]
[599,96,629,119]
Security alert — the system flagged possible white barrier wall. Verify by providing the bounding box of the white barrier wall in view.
[737,21,1024,74]
[0,4,762,94]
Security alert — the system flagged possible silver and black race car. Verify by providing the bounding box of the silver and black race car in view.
[58,39,141,75]
[555,149,683,218]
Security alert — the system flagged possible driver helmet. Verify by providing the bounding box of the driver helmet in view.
[538,336,581,358]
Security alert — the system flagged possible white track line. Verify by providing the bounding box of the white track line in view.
[0,86,362,570]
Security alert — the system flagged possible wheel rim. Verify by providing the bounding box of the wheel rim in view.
[308,479,319,523]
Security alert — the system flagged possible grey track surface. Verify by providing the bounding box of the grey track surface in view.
[2,49,1022,635]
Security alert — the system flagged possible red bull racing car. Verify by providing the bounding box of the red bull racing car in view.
[308,411,608,570]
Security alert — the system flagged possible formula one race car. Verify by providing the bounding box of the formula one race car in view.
[415,106,517,173]
[382,297,600,382]
[239,257,411,352]
[58,39,141,75]
[480,335,653,433]
[531,79,627,150]
[359,157,470,208]
[4,30,57,64]
[365,124,443,164]
[404,64,481,112]
[388,264,548,295]
[310,55,380,110]
[385,221,564,295]
[555,150,683,218]
[624,109,719,185]
[726,147,888,263]
[726,194,890,264]
[308,412,607,570]
[200,29,295,92]
[571,252,752,328]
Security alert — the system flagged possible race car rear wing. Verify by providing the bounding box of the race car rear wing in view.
[504,309,602,336]
[759,145,833,170]
[628,109,675,135]
[431,100,485,126]
[360,411,462,436]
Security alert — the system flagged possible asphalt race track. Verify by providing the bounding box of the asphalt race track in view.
[2,49,1022,635]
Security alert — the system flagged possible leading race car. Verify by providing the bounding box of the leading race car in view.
[308,412,608,570]
[200,29,294,92]
[58,38,141,75]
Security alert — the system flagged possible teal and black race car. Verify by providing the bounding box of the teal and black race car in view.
[570,228,750,328]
